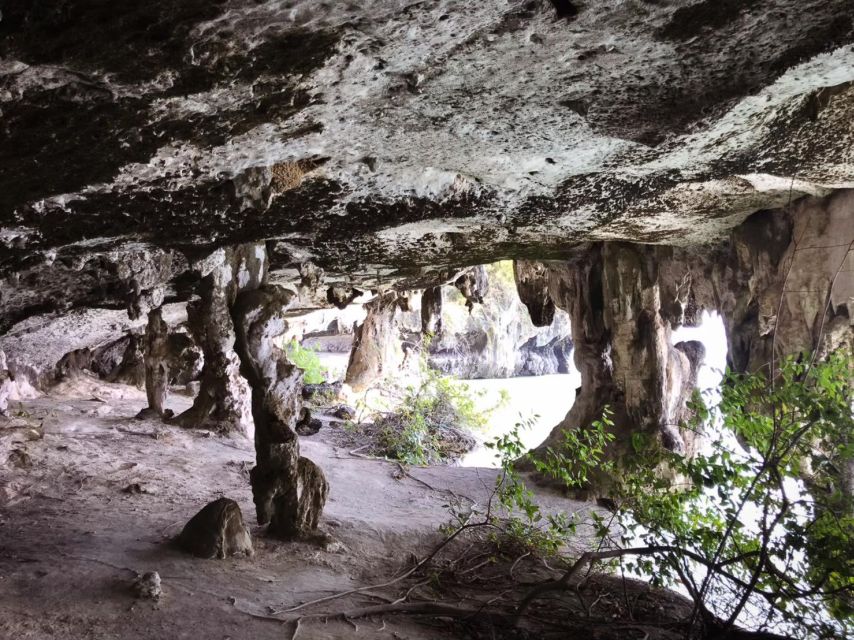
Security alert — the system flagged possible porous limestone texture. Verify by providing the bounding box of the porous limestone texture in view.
[2,1,853,329]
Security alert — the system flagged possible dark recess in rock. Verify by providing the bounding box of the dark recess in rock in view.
[327,285,363,310]
[548,0,580,20]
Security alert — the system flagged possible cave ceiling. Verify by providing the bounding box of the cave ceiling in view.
[1,0,853,328]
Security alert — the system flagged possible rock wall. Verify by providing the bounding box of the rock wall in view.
[0,303,188,391]
[524,191,854,495]
[423,264,574,379]
[3,1,853,330]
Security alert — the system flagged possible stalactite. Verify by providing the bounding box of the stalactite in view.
[420,286,443,336]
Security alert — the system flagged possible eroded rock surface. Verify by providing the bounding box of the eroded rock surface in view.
[0,1,852,510]
[525,191,854,494]
[138,307,170,419]
[344,292,404,391]
[174,245,265,434]
[3,1,852,328]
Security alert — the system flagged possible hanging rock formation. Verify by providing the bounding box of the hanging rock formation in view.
[418,264,574,379]
[0,0,853,515]
[514,261,557,328]
[420,287,444,337]
[232,285,328,539]
[522,191,854,495]
[454,266,490,313]
[344,292,405,392]
[327,285,363,310]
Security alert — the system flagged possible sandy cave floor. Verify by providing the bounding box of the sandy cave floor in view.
[0,377,588,640]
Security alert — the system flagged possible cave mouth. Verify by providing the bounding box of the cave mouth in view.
[285,260,580,468]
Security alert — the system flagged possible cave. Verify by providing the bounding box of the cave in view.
[1,2,853,639]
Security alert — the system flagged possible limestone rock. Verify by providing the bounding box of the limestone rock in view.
[132,571,162,601]
[141,307,170,418]
[174,245,265,435]
[327,285,363,310]
[344,293,402,392]
[1,2,853,334]
[301,382,343,401]
[420,287,443,336]
[514,261,556,328]
[176,498,253,560]
[0,350,15,416]
[232,285,329,539]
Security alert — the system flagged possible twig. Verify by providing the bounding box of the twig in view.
[274,520,495,615]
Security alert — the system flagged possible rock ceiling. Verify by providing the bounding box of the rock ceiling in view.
[1,0,853,329]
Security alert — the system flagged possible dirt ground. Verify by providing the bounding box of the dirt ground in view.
[0,376,589,640]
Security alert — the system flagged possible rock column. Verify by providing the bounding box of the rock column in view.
[344,292,403,391]
[521,244,704,496]
[232,286,328,538]
[175,245,265,435]
[138,307,170,419]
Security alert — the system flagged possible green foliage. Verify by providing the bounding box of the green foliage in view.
[486,260,516,287]
[481,350,853,637]
[611,351,853,635]
[375,364,491,465]
[285,339,328,385]
[482,412,616,556]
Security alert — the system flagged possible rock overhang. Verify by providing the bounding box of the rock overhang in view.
[1,0,854,327]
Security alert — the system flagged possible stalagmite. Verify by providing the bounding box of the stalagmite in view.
[232,285,328,538]
[137,307,171,419]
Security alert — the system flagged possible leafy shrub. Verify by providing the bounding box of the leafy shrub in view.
[483,350,854,637]
[373,366,488,465]
[285,339,328,385]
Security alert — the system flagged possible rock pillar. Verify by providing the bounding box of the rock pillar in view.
[344,292,402,391]
[175,245,266,435]
[138,307,170,419]
[232,286,328,538]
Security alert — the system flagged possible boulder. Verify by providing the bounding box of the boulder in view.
[176,497,253,559]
